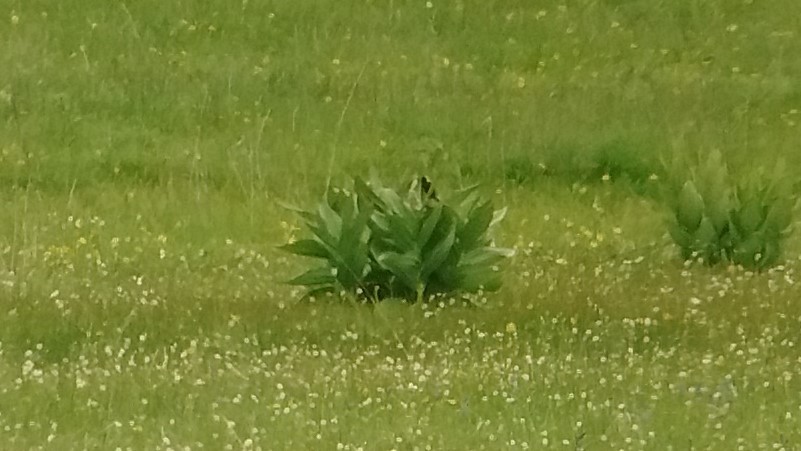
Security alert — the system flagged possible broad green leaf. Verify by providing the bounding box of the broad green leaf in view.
[694,216,717,243]
[455,190,481,217]
[734,196,766,235]
[757,239,781,269]
[490,207,507,230]
[368,176,406,214]
[696,153,732,232]
[421,221,456,280]
[693,216,720,263]
[317,200,342,239]
[332,200,372,289]
[369,211,392,235]
[383,210,419,251]
[354,177,384,211]
[459,201,493,248]
[454,263,503,292]
[677,181,704,231]
[491,246,516,258]
[375,251,420,293]
[667,220,693,250]
[277,200,319,226]
[287,266,337,287]
[460,247,513,267]
[449,183,481,213]
[312,239,358,287]
[334,239,369,289]
[418,204,443,248]
[325,189,352,215]
[279,239,329,258]
[763,196,794,236]
[434,238,465,282]
[306,221,338,252]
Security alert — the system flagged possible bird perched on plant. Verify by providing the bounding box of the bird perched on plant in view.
[420,176,439,204]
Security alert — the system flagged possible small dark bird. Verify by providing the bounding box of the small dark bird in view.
[420,176,438,202]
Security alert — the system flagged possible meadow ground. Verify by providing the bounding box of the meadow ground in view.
[2,1,801,449]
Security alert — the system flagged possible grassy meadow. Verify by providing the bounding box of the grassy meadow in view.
[2,0,801,449]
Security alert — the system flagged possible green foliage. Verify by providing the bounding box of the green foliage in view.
[281,176,513,301]
[728,161,797,269]
[664,151,797,269]
[280,189,373,297]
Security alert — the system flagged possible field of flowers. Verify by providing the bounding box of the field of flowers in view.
[2,1,801,449]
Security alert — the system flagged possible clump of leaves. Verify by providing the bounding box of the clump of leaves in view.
[728,163,796,268]
[663,150,797,269]
[281,175,513,302]
[279,186,374,299]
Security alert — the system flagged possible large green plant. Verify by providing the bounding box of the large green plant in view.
[664,151,796,269]
[281,176,513,301]
[664,150,733,265]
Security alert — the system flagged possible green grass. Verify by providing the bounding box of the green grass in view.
[2,0,801,449]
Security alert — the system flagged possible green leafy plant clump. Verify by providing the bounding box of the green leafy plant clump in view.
[281,175,514,302]
[664,150,797,270]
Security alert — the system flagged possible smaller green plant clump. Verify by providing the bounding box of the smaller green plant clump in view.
[664,150,797,269]
[281,175,513,302]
